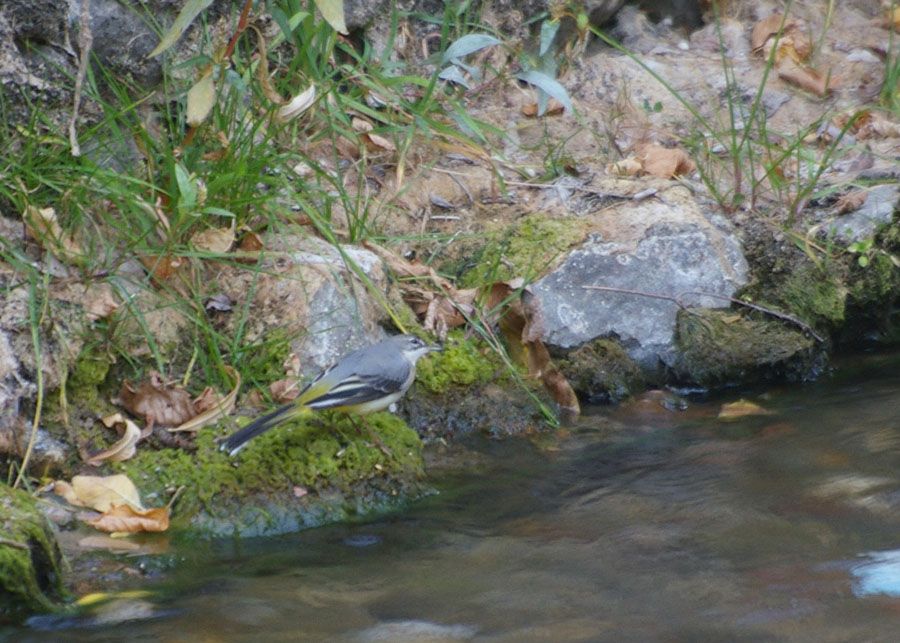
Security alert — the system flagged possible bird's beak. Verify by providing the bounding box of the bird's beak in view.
[429,343,443,353]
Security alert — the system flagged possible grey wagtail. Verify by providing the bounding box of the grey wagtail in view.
[221,334,441,456]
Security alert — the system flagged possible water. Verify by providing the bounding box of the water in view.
[10,353,900,641]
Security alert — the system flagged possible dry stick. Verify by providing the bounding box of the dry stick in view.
[0,537,29,551]
[582,285,825,344]
[69,0,93,157]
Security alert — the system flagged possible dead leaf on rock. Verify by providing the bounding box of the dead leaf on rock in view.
[23,205,85,264]
[522,99,565,117]
[84,283,120,321]
[835,190,868,215]
[776,56,836,97]
[53,474,145,512]
[86,504,170,534]
[606,157,643,177]
[640,145,696,179]
[190,222,235,254]
[77,535,141,552]
[139,254,187,284]
[751,14,809,60]
[86,413,143,465]
[364,132,396,152]
[119,371,195,428]
[717,399,773,421]
[841,110,900,139]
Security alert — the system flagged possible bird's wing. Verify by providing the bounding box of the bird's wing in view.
[302,372,405,410]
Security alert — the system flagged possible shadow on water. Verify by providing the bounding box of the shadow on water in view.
[7,351,900,642]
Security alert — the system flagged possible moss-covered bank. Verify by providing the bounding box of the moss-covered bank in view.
[0,485,68,623]
[118,412,426,538]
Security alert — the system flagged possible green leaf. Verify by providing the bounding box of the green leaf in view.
[175,164,197,212]
[516,70,572,114]
[186,69,216,126]
[313,0,347,35]
[441,33,502,64]
[539,19,560,58]
[858,255,869,267]
[149,0,214,58]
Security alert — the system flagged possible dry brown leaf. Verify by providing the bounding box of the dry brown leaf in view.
[364,132,396,152]
[119,371,195,428]
[190,222,235,254]
[776,57,836,97]
[53,474,145,512]
[86,413,143,465]
[606,157,643,176]
[270,378,302,402]
[844,110,900,139]
[351,116,374,132]
[84,283,120,321]
[139,254,186,283]
[169,366,241,433]
[86,504,170,534]
[640,145,696,179]
[717,399,773,421]
[521,99,565,117]
[835,190,868,215]
[751,14,808,59]
[486,281,580,416]
[23,205,85,264]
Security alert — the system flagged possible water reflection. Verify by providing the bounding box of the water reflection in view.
[9,353,900,642]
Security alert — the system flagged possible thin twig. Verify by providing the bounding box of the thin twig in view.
[0,537,29,551]
[582,285,825,343]
[69,0,93,156]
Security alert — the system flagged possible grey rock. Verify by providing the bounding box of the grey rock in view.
[829,184,900,244]
[529,186,749,376]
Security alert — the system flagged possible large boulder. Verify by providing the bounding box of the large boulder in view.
[528,183,750,378]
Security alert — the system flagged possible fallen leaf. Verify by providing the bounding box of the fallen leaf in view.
[139,254,186,283]
[84,283,120,321]
[835,190,868,215]
[191,222,235,253]
[640,145,696,178]
[717,399,773,420]
[293,485,308,498]
[169,365,240,432]
[842,110,900,139]
[23,205,85,264]
[86,504,170,534]
[119,371,195,428]
[522,99,565,117]
[276,85,316,122]
[751,14,808,60]
[606,157,643,176]
[776,57,836,97]
[86,413,143,465]
[53,474,145,512]
[205,293,233,312]
[270,378,302,402]
[351,117,373,132]
[364,132,396,152]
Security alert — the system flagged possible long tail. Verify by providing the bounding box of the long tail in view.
[220,403,301,456]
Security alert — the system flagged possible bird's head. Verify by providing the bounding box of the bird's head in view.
[394,334,442,363]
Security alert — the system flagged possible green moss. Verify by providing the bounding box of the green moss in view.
[119,412,424,534]
[459,214,586,287]
[66,347,112,406]
[1,484,68,622]
[415,334,499,394]
[241,328,293,389]
[776,266,846,329]
[559,338,644,404]
[676,308,818,386]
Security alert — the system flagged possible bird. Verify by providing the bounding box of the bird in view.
[220,334,441,456]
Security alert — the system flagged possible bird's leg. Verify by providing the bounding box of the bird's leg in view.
[347,415,393,457]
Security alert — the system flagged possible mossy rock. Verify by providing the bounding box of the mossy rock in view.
[559,338,644,404]
[118,413,426,538]
[0,485,68,623]
[415,333,501,394]
[675,308,823,387]
[455,213,587,287]
[773,265,847,330]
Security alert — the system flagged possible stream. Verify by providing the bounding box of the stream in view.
[8,352,900,642]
